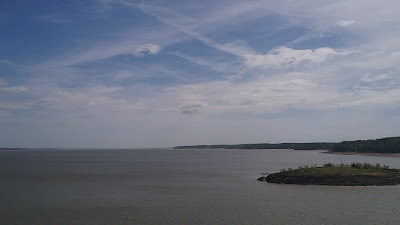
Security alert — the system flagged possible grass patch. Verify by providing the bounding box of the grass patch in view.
[282,163,391,176]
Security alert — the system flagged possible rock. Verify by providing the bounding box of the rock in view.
[257,176,266,181]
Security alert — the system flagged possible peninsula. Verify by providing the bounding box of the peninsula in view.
[258,163,400,186]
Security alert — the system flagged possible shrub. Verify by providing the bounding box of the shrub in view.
[384,165,390,170]
[323,163,334,168]
[352,162,363,169]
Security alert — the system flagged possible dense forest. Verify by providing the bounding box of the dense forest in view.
[332,137,400,153]
[175,137,400,153]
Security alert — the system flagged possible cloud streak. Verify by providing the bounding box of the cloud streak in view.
[0,79,29,94]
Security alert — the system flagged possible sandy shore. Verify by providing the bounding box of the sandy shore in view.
[324,151,400,157]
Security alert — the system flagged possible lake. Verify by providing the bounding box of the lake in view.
[1,148,400,224]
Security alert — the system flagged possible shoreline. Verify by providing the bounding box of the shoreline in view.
[324,151,400,157]
[175,147,400,157]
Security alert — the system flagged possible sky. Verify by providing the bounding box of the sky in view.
[1,0,400,148]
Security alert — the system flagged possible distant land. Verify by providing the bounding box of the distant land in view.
[175,136,400,154]
[175,142,335,150]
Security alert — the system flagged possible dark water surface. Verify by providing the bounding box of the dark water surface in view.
[1,148,400,224]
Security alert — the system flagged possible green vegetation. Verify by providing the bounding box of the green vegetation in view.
[259,163,400,186]
[281,163,390,176]
[175,136,400,154]
[332,137,400,153]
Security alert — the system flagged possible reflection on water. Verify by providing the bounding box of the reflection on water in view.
[1,148,400,225]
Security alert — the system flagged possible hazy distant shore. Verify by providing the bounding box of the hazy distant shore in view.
[324,151,400,157]
[175,137,400,155]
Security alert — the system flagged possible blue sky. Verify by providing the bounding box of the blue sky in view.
[1,0,400,148]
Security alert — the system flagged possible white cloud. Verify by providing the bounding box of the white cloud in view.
[130,44,161,56]
[0,59,14,65]
[60,43,162,66]
[0,101,31,110]
[131,2,256,58]
[360,73,391,82]
[113,71,135,79]
[38,24,178,68]
[0,79,29,93]
[35,14,71,24]
[131,2,357,72]
[336,20,355,27]
[22,1,400,117]
[160,73,400,115]
[39,86,139,111]
[0,86,29,93]
[171,52,232,72]
[244,47,349,69]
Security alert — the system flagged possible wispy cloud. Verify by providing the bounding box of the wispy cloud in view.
[131,44,161,56]
[170,52,232,72]
[337,20,355,27]
[39,86,140,112]
[0,79,29,94]
[360,73,391,83]
[35,14,71,24]
[158,73,400,116]
[42,42,163,68]
[130,2,350,72]
[244,47,350,69]
[0,59,15,65]
[37,24,181,69]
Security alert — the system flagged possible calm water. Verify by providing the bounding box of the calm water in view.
[1,148,400,224]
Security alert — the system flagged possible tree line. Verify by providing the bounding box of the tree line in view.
[332,137,400,153]
[175,137,400,153]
